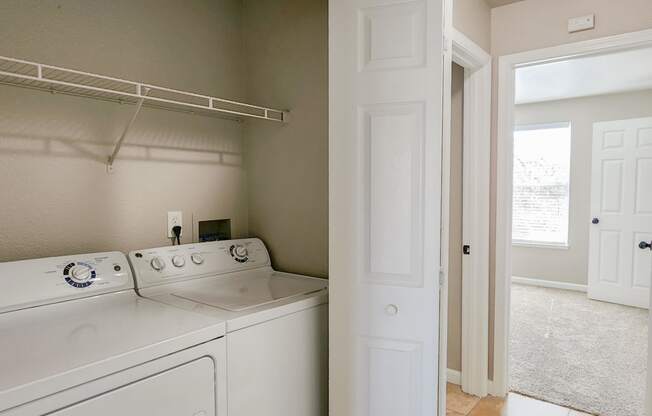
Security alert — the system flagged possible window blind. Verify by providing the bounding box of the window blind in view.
[512,123,571,246]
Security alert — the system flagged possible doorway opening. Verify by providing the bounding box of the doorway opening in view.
[495,30,652,416]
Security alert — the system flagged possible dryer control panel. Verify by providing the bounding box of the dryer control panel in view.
[0,252,133,314]
[129,238,271,289]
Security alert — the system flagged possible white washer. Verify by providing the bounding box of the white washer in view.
[0,251,227,416]
[128,238,328,416]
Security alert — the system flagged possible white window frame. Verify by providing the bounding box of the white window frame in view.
[511,121,572,249]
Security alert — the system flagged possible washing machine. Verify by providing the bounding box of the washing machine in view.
[128,238,329,416]
[0,251,227,416]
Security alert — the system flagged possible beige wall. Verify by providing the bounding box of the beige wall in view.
[491,0,652,56]
[488,0,652,378]
[0,0,249,261]
[0,0,329,275]
[448,63,465,371]
[242,0,329,278]
[512,90,652,285]
[454,0,492,52]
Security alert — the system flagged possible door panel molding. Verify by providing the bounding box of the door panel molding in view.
[330,0,447,414]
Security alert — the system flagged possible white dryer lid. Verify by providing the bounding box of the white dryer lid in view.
[0,291,225,412]
[170,272,328,312]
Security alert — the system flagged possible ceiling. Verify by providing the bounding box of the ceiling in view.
[484,0,524,8]
[515,47,652,104]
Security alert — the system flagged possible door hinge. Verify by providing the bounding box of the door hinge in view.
[439,268,446,287]
[443,35,449,52]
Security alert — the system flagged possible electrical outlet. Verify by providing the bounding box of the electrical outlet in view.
[167,211,183,238]
[568,14,594,33]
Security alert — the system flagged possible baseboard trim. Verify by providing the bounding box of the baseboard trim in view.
[446,369,502,397]
[512,276,587,293]
[446,368,461,385]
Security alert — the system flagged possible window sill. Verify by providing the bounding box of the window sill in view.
[512,242,570,250]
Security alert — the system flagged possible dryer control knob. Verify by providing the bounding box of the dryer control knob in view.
[150,256,166,271]
[172,255,185,268]
[191,253,204,265]
[234,245,248,258]
[69,265,92,282]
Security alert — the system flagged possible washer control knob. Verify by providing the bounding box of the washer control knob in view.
[150,256,166,271]
[191,253,204,265]
[384,304,399,316]
[172,255,185,268]
[69,265,92,282]
[234,245,248,258]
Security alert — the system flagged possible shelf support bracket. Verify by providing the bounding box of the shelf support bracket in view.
[107,87,150,173]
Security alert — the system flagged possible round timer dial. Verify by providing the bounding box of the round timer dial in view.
[229,244,249,263]
[63,262,96,288]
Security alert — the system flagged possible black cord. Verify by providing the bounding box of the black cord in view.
[172,225,182,245]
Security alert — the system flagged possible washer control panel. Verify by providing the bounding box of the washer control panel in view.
[129,238,270,289]
[0,252,132,314]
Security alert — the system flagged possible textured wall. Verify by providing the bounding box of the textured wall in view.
[243,0,329,278]
[0,0,248,261]
[454,0,492,52]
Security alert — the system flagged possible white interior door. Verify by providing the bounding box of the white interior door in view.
[329,0,446,415]
[588,117,652,309]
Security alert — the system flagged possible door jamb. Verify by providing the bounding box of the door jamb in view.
[494,28,652,399]
[448,28,492,397]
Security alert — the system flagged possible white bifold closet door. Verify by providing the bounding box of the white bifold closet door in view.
[588,117,652,309]
[329,0,446,415]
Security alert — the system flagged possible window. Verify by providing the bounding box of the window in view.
[512,122,571,247]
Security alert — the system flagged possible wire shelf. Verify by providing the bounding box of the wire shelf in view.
[0,55,288,123]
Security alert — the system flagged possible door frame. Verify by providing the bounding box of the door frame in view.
[494,28,652,398]
[444,28,492,397]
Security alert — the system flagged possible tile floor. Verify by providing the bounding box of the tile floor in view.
[446,383,593,416]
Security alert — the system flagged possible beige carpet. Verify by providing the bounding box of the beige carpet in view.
[509,283,648,416]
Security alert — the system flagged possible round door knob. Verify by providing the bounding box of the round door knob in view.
[234,245,248,258]
[639,241,652,250]
[172,255,185,267]
[150,256,166,271]
[191,253,204,265]
[69,265,92,282]
[385,304,399,316]
[592,218,599,224]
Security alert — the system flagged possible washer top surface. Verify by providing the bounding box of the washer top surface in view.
[170,270,327,312]
[129,239,328,331]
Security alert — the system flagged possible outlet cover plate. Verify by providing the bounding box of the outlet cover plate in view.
[167,211,183,238]
[568,14,595,33]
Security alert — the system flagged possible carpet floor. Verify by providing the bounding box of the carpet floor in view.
[509,283,648,416]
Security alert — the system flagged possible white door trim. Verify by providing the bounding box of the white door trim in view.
[494,28,652,398]
[450,28,491,397]
[439,3,453,414]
